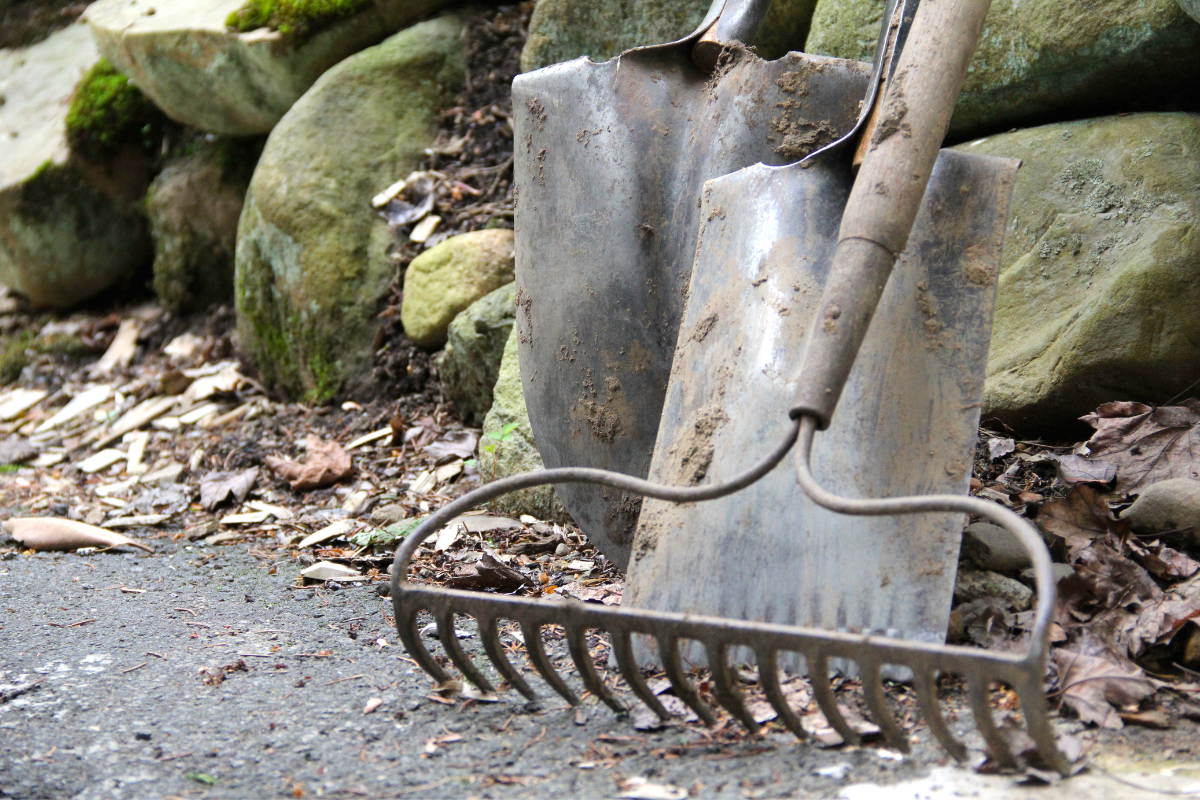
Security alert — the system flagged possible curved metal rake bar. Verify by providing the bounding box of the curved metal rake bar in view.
[389,414,1069,775]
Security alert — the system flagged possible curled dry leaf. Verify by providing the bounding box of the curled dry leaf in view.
[2,518,154,553]
[1037,485,1126,558]
[199,467,258,511]
[1080,400,1200,496]
[265,435,352,491]
[1053,641,1157,729]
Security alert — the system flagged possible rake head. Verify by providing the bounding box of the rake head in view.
[393,579,1068,774]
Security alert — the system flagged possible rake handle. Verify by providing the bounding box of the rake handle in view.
[790,0,992,427]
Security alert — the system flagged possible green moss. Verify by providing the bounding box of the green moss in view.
[225,0,376,40]
[66,59,166,160]
[0,333,33,385]
[0,331,93,385]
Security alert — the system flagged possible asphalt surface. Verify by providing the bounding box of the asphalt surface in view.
[2,542,1199,799]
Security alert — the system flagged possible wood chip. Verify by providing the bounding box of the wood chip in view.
[36,385,111,433]
[90,319,139,375]
[220,511,272,525]
[410,214,441,242]
[95,396,177,448]
[102,514,169,529]
[346,427,394,450]
[244,500,292,520]
[300,561,365,581]
[77,448,126,474]
[179,403,221,425]
[297,519,357,549]
[0,389,47,421]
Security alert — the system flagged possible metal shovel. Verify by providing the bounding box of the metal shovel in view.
[391,0,1067,772]
[511,0,879,565]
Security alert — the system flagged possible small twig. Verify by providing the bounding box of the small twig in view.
[49,618,96,628]
[146,651,168,660]
[157,752,193,762]
[173,607,197,616]
[183,621,210,628]
[122,662,148,674]
[321,674,367,687]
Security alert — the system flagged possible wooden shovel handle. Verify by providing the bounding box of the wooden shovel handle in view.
[791,0,993,427]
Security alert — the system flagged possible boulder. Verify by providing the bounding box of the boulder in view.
[960,521,1031,574]
[86,0,457,135]
[1184,0,1200,23]
[478,326,569,522]
[520,0,818,72]
[438,282,516,425]
[954,568,1033,612]
[148,139,260,313]
[957,113,1200,433]
[236,16,465,403]
[0,25,152,309]
[806,0,1200,138]
[401,229,515,350]
[1124,478,1200,545]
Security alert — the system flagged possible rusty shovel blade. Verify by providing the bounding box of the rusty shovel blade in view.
[623,147,1020,664]
[512,34,870,566]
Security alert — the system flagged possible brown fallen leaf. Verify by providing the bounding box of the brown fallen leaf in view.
[199,467,258,511]
[3,518,154,553]
[1037,485,1126,558]
[1119,707,1173,729]
[444,554,534,591]
[1053,640,1157,729]
[1079,400,1200,496]
[264,435,352,491]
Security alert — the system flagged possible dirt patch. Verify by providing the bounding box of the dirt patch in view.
[0,0,88,50]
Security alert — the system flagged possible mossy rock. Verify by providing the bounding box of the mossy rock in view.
[149,139,260,313]
[955,113,1200,432]
[0,25,152,308]
[478,325,570,523]
[438,282,516,425]
[520,0,819,72]
[87,0,458,135]
[806,0,1200,139]
[65,58,167,160]
[226,0,373,40]
[235,16,465,403]
[400,230,516,350]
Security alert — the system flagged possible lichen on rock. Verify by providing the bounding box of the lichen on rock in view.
[520,0,819,72]
[65,58,166,160]
[478,325,570,523]
[806,0,1200,139]
[438,282,516,425]
[956,113,1200,432]
[225,0,375,40]
[235,15,466,403]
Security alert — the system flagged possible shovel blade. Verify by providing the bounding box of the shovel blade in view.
[624,149,1020,666]
[513,49,870,566]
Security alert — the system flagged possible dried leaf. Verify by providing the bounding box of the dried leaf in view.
[443,554,534,591]
[988,437,1016,461]
[0,435,37,465]
[1037,485,1127,558]
[1053,641,1156,729]
[1053,454,1117,485]
[2,518,153,553]
[1080,400,1200,496]
[199,467,258,511]
[265,435,352,491]
[424,430,479,462]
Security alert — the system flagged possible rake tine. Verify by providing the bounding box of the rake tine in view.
[858,660,909,753]
[435,609,495,694]
[520,621,580,706]
[704,642,760,734]
[478,616,537,701]
[566,625,626,712]
[808,654,860,746]
[968,675,1016,769]
[1016,676,1070,776]
[657,635,719,726]
[912,668,966,762]
[396,608,450,683]
[612,631,671,721]
[756,650,808,741]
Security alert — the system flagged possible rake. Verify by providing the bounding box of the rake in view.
[390,419,1067,773]
[390,0,1069,774]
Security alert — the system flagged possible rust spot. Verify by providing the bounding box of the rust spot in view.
[961,242,995,286]
[515,288,533,344]
[525,97,546,131]
[691,313,719,343]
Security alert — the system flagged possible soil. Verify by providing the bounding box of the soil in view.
[0,0,89,50]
